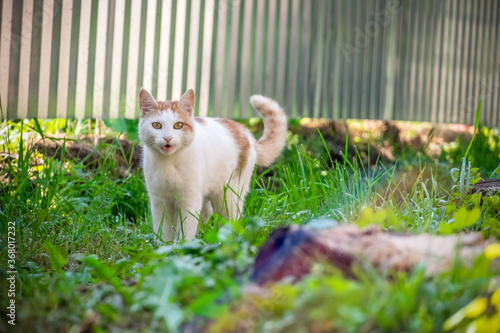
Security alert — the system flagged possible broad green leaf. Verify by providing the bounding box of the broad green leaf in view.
[474,316,500,333]
[190,291,229,318]
[467,254,490,279]
[45,240,68,273]
[470,193,482,208]
[439,207,481,234]
[491,289,500,311]
[450,168,460,182]
[83,256,121,289]
[464,87,483,160]
[464,298,488,318]
[443,298,488,331]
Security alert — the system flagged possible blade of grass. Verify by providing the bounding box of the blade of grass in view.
[464,85,484,160]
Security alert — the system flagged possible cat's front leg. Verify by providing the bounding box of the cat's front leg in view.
[201,197,213,224]
[150,195,178,242]
[176,198,204,241]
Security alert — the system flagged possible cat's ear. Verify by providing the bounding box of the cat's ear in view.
[179,89,195,115]
[139,88,158,115]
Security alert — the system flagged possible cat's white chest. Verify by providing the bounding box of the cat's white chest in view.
[143,149,198,197]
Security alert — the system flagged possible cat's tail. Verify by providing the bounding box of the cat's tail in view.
[250,95,288,167]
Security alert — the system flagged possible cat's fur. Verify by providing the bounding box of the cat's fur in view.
[139,88,287,241]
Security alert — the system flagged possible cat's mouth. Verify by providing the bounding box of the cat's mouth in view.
[160,144,175,153]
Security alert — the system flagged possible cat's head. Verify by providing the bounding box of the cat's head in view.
[138,89,196,156]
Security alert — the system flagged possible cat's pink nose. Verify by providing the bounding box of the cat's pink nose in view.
[163,136,172,143]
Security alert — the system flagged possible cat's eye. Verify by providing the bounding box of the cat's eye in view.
[152,122,162,129]
[173,122,183,130]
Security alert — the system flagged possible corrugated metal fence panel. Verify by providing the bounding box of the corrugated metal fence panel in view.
[1,0,499,126]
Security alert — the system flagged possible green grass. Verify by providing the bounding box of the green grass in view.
[1,118,500,332]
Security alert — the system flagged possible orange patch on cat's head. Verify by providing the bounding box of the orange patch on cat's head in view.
[139,89,196,131]
[139,88,196,117]
[179,89,195,114]
[139,88,159,116]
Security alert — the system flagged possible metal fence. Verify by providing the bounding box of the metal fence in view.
[1,0,499,126]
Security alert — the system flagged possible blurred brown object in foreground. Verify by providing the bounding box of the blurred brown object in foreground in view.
[251,223,492,285]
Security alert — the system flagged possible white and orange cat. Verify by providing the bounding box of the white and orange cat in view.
[138,88,287,242]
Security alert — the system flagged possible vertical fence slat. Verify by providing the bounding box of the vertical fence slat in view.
[64,0,81,118]
[252,0,265,98]
[388,0,404,121]
[156,0,172,101]
[447,1,458,123]
[92,0,108,118]
[213,0,227,116]
[312,0,326,118]
[0,0,13,111]
[117,0,131,117]
[186,0,201,92]
[238,0,253,116]
[473,0,485,124]
[438,1,450,123]
[150,0,162,99]
[109,0,125,118]
[171,0,187,99]
[446,1,459,123]
[327,0,339,119]
[392,0,407,121]
[371,0,384,120]
[456,1,469,123]
[489,0,495,125]
[264,0,277,98]
[286,0,299,116]
[480,0,492,125]
[275,0,288,105]
[142,0,157,93]
[74,0,91,118]
[338,0,348,119]
[379,0,393,120]
[490,0,499,127]
[473,0,486,124]
[83,0,99,118]
[400,0,413,121]
[37,0,54,119]
[332,0,343,120]
[124,0,142,118]
[198,0,214,117]
[356,1,369,120]
[47,0,63,119]
[319,0,332,118]
[414,0,427,122]
[56,0,73,118]
[226,0,241,117]
[490,0,498,126]
[407,0,419,121]
[350,0,361,119]
[17,0,34,118]
[6,0,22,118]
[479,0,490,125]
[433,0,446,123]
[465,0,479,124]
[297,0,311,117]
[27,1,45,118]
[424,0,436,123]
[101,0,114,120]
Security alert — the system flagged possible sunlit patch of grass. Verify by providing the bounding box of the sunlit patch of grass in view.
[0,113,499,332]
